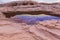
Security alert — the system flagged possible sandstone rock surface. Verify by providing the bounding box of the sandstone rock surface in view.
[0,1,60,40]
[0,1,60,17]
[0,12,6,18]
[0,20,59,40]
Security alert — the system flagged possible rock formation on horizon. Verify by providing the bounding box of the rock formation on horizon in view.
[0,1,59,40]
[0,1,60,18]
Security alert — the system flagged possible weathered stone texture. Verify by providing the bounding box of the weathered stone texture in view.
[0,20,59,40]
[0,1,60,17]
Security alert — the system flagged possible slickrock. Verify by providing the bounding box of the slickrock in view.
[0,20,60,40]
[0,1,59,40]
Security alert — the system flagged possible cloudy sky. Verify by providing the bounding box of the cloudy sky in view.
[0,0,60,4]
[34,0,60,3]
[0,0,18,3]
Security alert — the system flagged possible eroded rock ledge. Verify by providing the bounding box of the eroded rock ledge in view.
[0,1,60,18]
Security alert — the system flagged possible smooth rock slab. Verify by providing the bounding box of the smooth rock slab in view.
[0,20,59,40]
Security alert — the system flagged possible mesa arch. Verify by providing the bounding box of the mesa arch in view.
[0,1,60,18]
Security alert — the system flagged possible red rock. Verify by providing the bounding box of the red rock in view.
[0,1,60,40]
[0,20,59,40]
[0,12,6,19]
[0,1,60,17]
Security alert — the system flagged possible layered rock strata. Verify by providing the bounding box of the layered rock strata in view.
[0,20,59,40]
[0,1,60,17]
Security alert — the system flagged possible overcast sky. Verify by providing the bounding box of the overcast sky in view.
[0,0,60,4]
[33,0,60,3]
